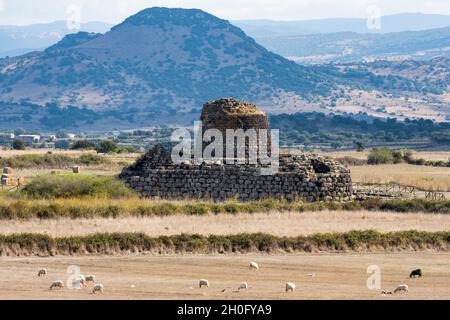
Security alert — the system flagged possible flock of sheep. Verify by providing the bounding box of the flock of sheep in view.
[35,263,422,297]
[198,262,297,293]
[37,268,104,294]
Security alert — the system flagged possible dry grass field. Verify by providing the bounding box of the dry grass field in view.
[1,211,450,237]
[1,149,449,300]
[350,164,450,192]
[0,253,449,300]
[0,149,90,158]
[325,151,450,162]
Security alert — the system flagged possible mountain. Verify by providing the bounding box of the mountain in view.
[234,13,450,37]
[255,27,450,64]
[0,7,337,129]
[0,21,113,58]
[0,8,448,131]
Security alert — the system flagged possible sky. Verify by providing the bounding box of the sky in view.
[0,0,450,25]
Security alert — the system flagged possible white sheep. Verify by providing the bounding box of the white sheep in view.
[249,262,259,270]
[37,268,47,277]
[285,282,296,292]
[199,279,210,288]
[92,284,104,294]
[50,280,64,290]
[238,282,248,291]
[72,274,87,288]
[85,275,95,283]
[393,284,409,294]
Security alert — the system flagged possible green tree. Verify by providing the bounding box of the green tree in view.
[14,128,25,136]
[355,141,365,152]
[12,139,26,150]
[55,140,71,150]
[71,140,96,150]
[368,148,395,164]
[96,140,117,153]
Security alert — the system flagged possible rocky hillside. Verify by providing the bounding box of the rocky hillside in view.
[0,8,334,117]
[0,7,448,130]
[256,27,450,64]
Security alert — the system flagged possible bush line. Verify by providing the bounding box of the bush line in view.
[1,230,450,256]
[0,198,448,220]
[0,153,111,169]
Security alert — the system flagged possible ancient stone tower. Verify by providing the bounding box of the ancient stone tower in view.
[200,98,271,160]
[120,98,353,202]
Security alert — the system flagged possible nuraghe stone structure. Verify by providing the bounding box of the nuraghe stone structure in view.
[120,98,352,202]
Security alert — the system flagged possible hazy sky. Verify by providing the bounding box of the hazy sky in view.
[1,0,450,25]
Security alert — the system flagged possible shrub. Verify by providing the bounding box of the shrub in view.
[0,153,110,169]
[55,140,71,150]
[96,140,117,153]
[12,139,26,150]
[368,147,395,164]
[71,140,96,150]
[1,230,450,255]
[22,174,135,199]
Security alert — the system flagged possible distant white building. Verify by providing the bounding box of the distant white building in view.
[17,134,41,143]
[0,133,15,140]
[67,133,77,140]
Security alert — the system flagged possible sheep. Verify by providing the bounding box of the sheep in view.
[393,284,409,294]
[37,268,47,277]
[410,269,422,278]
[285,282,296,292]
[199,279,210,288]
[85,275,96,283]
[249,262,259,270]
[50,280,64,290]
[238,282,248,291]
[92,284,104,294]
[72,274,87,288]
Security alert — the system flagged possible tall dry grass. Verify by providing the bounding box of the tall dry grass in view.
[350,164,450,191]
[1,210,450,237]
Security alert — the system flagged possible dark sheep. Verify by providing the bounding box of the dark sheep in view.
[410,269,422,278]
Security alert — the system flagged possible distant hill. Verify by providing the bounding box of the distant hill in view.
[234,13,450,37]
[0,8,448,131]
[0,7,337,129]
[0,21,113,58]
[255,27,450,64]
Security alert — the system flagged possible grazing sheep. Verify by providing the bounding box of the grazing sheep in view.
[85,275,96,283]
[72,274,87,288]
[410,269,422,278]
[92,284,104,294]
[285,282,296,292]
[50,280,64,290]
[238,282,248,291]
[199,279,210,288]
[249,262,259,270]
[37,269,47,277]
[393,284,409,294]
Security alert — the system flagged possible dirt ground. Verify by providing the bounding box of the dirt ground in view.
[0,252,449,300]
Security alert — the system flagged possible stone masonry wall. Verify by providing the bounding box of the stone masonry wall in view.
[120,146,352,202]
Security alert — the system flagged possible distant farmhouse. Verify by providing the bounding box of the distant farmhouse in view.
[17,134,41,143]
[0,133,15,144]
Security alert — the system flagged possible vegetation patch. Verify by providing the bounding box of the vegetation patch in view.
[1,230,449,256]
[0,153,110,169]
[368,148,450,167]
[0,198,448,220]
[21,174,135,199]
